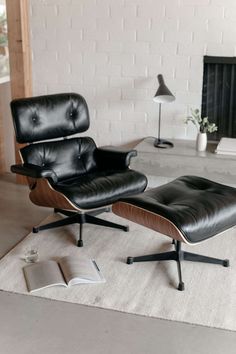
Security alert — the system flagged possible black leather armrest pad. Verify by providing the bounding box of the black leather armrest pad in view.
[96,147,137,169]
[11,163,58,184]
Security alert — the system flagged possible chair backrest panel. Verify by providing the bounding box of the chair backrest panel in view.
[21,137,97,182]
[11,93,89,143]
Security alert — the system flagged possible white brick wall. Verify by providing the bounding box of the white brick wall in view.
[29,0,236,146]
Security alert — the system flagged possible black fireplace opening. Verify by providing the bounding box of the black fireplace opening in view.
[201,56,236,141]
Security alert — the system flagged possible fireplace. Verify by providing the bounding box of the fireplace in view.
[201,56,236,141]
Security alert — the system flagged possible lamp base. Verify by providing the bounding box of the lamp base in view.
[154,138,174,149]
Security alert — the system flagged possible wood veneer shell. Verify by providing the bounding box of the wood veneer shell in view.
[29,178,80,211]
[112,201,190,244]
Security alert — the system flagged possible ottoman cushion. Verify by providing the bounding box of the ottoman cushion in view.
[113,176,236,243]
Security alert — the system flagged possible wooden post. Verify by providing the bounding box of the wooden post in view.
[6,0,32,184]
[0,84,6,174]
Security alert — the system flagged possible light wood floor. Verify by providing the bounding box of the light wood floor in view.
[0,173,236,354]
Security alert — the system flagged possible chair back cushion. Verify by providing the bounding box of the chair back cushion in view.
[21,137,97,182]
[11,93,89,143]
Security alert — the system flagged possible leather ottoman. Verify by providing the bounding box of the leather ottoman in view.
[112,175,236,290]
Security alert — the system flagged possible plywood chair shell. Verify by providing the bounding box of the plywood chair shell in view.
[29,178,80,212]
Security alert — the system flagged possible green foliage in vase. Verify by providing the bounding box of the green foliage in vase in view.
[185,108,218,134]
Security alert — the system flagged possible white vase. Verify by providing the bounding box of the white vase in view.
[196,132,207,152]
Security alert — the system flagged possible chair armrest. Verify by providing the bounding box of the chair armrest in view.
[11,163,58,184]
[96,146,137,169]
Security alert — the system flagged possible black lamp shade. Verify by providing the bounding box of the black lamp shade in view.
[153,74,175,103]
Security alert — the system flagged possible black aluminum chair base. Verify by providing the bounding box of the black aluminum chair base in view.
[127,240,229,291]
[154,138,174,149]
[32,208,129,247]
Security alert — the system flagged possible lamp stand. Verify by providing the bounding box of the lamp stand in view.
[154,103,174,148]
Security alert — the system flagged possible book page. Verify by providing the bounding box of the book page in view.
[23,261,67,293]
[59,256,105,286]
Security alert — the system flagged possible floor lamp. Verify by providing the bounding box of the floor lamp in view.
[153,74,175,148]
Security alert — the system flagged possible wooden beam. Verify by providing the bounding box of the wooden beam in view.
[0,84,6,174]
[6,0,32,183]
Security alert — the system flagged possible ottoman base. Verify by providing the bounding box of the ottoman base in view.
[127,240,229,291]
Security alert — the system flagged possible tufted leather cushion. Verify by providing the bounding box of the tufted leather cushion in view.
[21,137,97,182]
[116,176,236,243]
[20,136,148,209]
[54,169,148,210]
[10,93,89,143]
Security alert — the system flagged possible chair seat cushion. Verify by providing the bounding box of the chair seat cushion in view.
[53,169,147,210]
[113,176,236,243]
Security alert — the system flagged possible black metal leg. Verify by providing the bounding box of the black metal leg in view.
[175,241,185,291]
[127,251,176,264]
[183,251,229,267]
[33,214,80,233]
[55,207,110,217]
[85,214,129,232]
[87,207,111,216]
[54,209,77,217]
[176,259,185,291]
[77,223,84,247]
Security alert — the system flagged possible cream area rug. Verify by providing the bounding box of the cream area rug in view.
[0,212,236,331]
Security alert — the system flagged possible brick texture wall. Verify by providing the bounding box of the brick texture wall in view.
[29,0,236,146]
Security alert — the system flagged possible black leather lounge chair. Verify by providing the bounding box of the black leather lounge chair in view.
[10,93,147,246]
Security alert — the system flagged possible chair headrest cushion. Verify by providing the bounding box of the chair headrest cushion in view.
[10,93,90,143]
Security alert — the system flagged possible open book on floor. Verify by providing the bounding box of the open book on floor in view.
[23,256,105,293]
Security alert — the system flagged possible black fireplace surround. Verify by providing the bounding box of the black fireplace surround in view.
[202,56,236,141]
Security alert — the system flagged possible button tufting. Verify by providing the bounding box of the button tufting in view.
[32,116,37,122]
